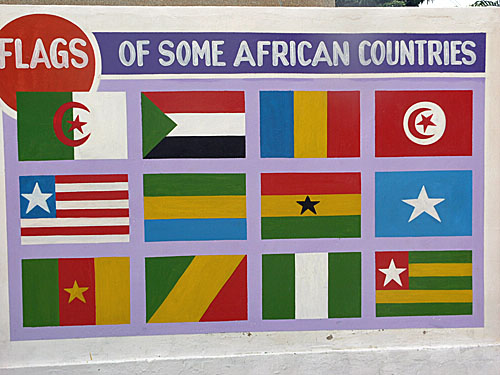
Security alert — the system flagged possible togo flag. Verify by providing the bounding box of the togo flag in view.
[142,91,246,159]
[260,91,360,158]
[262,252,361,319]
[376,250,473,317]
[17,92,127,161]
[22,257,130,327]
[146,255,247,323]
[375,170,472,237]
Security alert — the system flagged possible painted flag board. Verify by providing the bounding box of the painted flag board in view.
[375,90,472,157]
[142,91,246,159]
[260,91,360,158]
[376,250,472,316]
[20,174,130,245]
[143,173,246,241]
[262,252,361,319]
[22,257,130,327]
[261,172,361,239]
[375,170,472,237]
[17,92,128,161]
[146,255,247,323]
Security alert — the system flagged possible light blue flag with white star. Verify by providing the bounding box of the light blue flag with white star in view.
[375,170,472,237]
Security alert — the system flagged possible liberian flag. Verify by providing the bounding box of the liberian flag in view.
[19,174,129,245]
[262,252,361,319]
[141,91,246,159]
[260,91,360,158]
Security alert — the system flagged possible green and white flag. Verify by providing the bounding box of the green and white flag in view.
[262,252,361,319]
[17,92,127,161]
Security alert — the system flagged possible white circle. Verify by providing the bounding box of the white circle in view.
[403,101,446,146]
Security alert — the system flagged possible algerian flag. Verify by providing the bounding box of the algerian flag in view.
[17,92,127,161]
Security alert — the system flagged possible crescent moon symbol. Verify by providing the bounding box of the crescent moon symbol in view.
[53,102,91,147]
[407,107,434,140]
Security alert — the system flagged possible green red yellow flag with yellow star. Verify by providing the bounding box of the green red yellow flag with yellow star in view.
[22,257,130,327]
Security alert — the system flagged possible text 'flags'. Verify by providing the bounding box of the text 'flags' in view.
[261,172,361,239]
[260,91,360,158]
[142,91,246,159]
[146,255,247,323]
[22,257,130,327]
[376,250,472,317]
[262,252,361,320]
[375,170,472,237]
[19,174,130,245]
[17,92,128,161]
[375,90,472,157]
[143,173,247,241]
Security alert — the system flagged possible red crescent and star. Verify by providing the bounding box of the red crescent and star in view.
[53,101,91,147]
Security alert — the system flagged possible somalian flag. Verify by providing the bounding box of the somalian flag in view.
[19,174,129,245]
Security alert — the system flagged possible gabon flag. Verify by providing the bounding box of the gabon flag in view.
[260,91,360,158]
[375,90,472,157]
[22,257,130,327]
[17,92,128,161]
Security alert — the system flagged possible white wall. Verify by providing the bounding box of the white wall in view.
[1,6,500,374]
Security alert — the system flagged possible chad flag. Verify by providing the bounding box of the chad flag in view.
[22,257,130,327]
[143,173,247,241]
[261,173,361,239]
[260,91,360,158]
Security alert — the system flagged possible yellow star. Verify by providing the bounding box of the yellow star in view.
[63,280,89,304]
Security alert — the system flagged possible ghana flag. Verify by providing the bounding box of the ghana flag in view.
[22,257,130,327]
[261,173,361,239]
[143,173,246,241]
[376,250,473,317]
[146,255,247,323]
[262,252,361,319]
[260,91,360,158]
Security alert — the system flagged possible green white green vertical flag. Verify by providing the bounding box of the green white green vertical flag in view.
[17,92,127,161]
[262,252,361,319]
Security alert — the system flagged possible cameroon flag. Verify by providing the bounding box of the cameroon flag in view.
[261,173,361,239]
[22,257,130,327]
[143,173,247,241]
[146,255,247,323]
[262,252,361,319]
[376,250,473,316]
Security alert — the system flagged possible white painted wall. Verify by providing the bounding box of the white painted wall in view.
[1,6,500,374]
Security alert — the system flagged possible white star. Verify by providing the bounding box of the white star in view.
[402,185,445,223]
[378,259,407,287]
[21,182,52,214]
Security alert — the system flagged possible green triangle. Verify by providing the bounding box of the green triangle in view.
[141,93,177,157]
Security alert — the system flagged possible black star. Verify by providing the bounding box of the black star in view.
[296,195,320,215]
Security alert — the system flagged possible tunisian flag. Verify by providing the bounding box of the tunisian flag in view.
[375,90,472,157]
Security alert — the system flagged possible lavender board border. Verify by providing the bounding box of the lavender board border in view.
[4,77,484,340]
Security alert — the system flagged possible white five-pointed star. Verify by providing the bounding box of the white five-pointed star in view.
[402,185,445,223]
[21,182,52,214]
[378,259,407,287]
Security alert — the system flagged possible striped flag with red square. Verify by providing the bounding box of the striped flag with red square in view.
[19,174,129,245]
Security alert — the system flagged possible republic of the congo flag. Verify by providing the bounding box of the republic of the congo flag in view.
[260,91,360,158]
[143,173,247,241]
[375,250,473,317]
[262,252,361,319]
[146,255,247,323]
[261,172,361,239]
[17,92,127,161]
[22,257,130,327]
[142,91,245,158]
